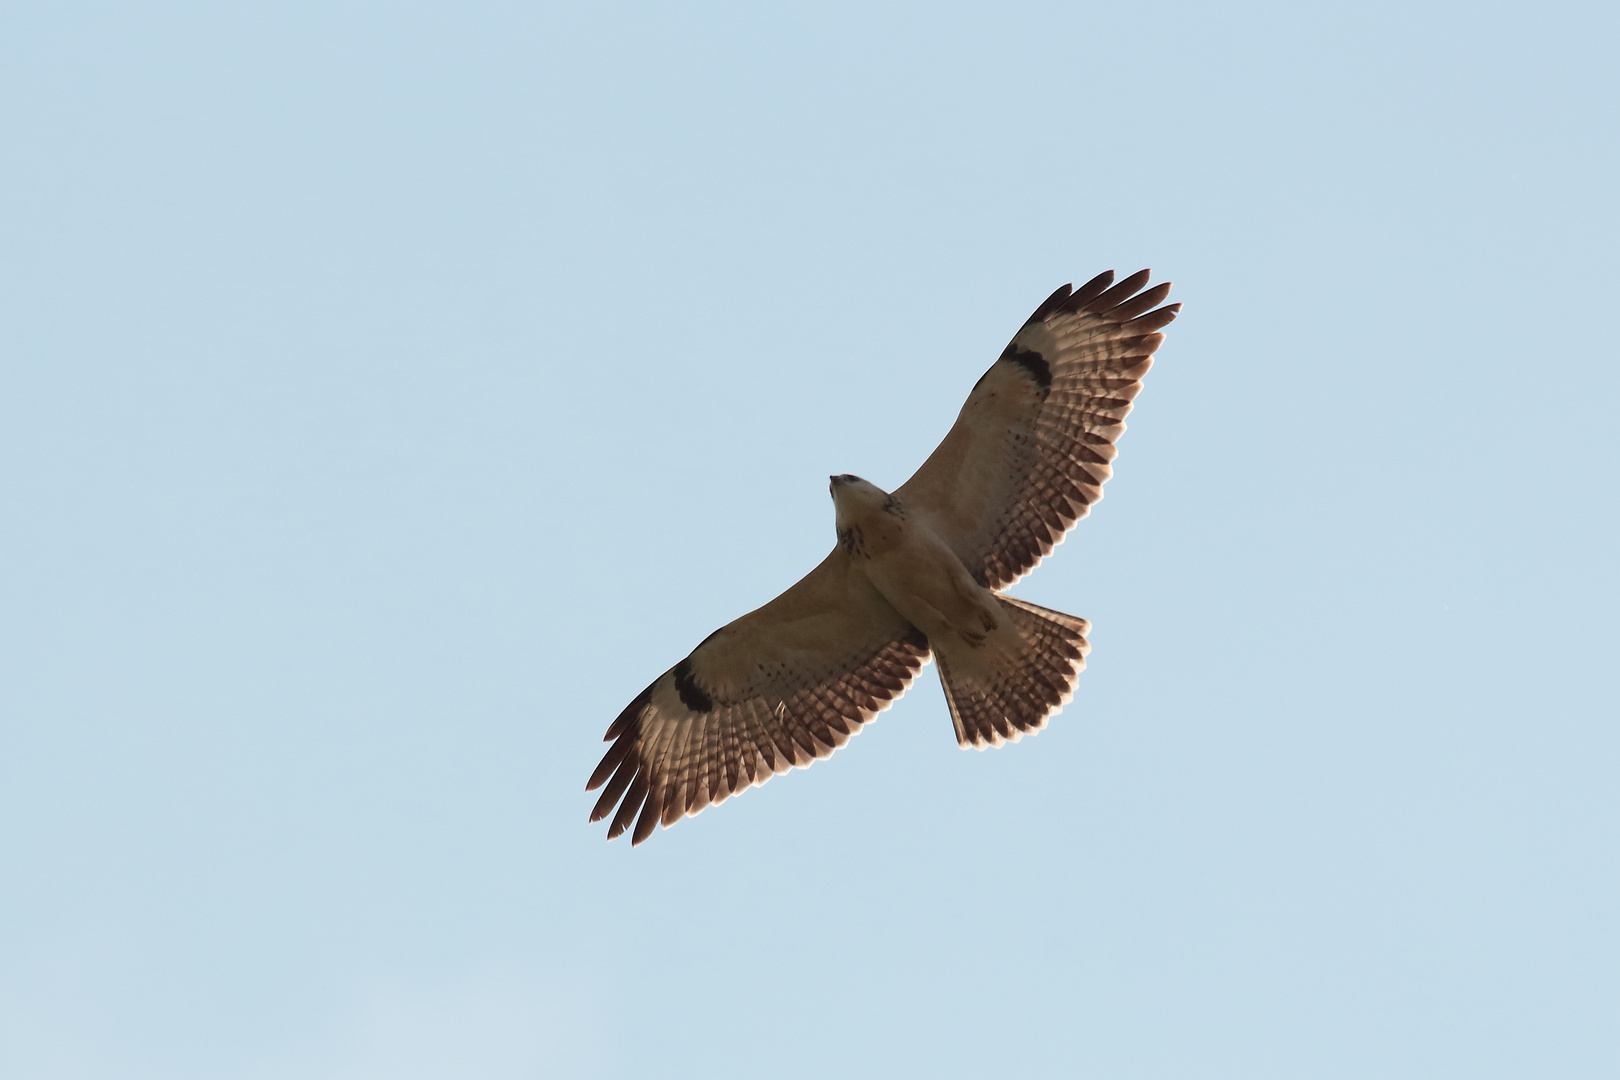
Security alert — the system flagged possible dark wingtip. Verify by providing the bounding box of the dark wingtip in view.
[1132,301,1183,330]
[1066,270,1115,308]
[607,773,649,840]
[1027,283,1073,324]
[586,734,634,792]
[605,680,655,741]
[589,754,637,822]
[1108,280,1173,321]
[630,795,661,845]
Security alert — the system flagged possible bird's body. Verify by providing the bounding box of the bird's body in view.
[831,475,999,653]
[587,270,1180,844]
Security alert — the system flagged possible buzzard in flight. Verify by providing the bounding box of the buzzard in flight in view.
[587,270,1179,844]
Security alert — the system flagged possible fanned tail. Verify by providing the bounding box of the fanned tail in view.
[935,595,1090,749]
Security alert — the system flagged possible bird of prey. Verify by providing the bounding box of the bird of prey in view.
[587,270,1179,844]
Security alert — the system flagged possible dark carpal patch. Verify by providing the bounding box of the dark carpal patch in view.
[1001,344,1052,390]
[672,657,714,713]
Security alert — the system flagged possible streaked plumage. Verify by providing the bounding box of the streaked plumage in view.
[588,270,1179,844]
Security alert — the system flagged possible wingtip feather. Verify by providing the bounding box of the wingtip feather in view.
[1091,269,1152,311]
[1068,270,1115,307]
[1109,280,1173,321]
[1028,283,1074,323]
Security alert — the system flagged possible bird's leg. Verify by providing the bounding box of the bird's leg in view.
[902,592,988,648]
[946,560,1001,634]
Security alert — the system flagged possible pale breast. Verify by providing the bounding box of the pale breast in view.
[857,512,994,645]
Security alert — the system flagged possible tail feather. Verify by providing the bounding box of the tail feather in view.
[935,595,1091,749]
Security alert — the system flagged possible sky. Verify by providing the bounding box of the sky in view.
[1,1,1616,1077]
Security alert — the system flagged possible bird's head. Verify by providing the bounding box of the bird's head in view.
[829,474,894,532]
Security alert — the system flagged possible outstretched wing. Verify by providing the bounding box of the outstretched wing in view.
[586,550,930,845]
[896,270,1179,590]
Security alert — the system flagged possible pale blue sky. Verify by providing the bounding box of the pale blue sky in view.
[2,2,1616,1077]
